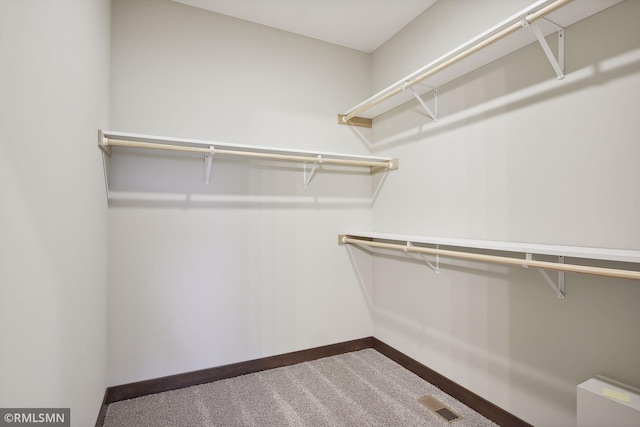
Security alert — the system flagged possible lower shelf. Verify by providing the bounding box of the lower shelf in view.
[339,232,640,298]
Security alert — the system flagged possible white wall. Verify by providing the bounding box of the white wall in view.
[107,0,374,386]
[372,0,535,93]
[369,1,640,426]
[0,1,111,426]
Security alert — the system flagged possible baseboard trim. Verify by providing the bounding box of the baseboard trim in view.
[102,337,373,406]
[372,337,533,427]
[97,336,531,427]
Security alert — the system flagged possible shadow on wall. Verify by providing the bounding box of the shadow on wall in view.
[359,245,640,425]
[104,149,385,209]
[506,262,640,424]
[363,2,639,425]
[369,5,640,152]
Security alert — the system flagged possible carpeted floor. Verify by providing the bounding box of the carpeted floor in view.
[104,349,498,426]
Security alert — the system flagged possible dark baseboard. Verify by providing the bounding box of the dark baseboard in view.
[102,337,373,406]
[372,337,533,427]
[96,335,531,427]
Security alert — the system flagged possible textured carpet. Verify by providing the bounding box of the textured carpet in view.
[104,349,498,426]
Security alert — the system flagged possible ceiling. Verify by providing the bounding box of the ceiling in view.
[171,0,438,53]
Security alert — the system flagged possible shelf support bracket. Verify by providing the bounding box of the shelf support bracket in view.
[303,154,322,189]
[372,170,389,203]
[524,253,565,299]
[98,129,112,157]
[405,85,438,121]
[404,241,439,273]
[337,114,372,128]
[204,145,215,185]
[522,18,565,80]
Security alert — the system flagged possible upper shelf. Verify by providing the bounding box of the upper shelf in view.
[98,130,398,195]
[339,0,622,125]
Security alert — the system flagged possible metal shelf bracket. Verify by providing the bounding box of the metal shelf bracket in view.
[522,18,565,80]
[303,154,322,188]
[204,145,215,185]
[98,129,112,157]
[404,84,438,121]
[404,241,439,273]
[524,253,565,299]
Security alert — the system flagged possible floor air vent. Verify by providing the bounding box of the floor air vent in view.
[418,395,464,423]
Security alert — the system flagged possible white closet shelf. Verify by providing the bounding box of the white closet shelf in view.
[339,232,640,298]
[99,130,397,172]
[98,130,398,193]
[338,0,622,126]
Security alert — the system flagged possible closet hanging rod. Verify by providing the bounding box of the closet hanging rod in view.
[104,139,394,168]
[342,0,573,122]
[339,236,640,281]
[98,130,398,172]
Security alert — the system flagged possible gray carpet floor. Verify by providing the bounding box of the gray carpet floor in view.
[104,349,498,426]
